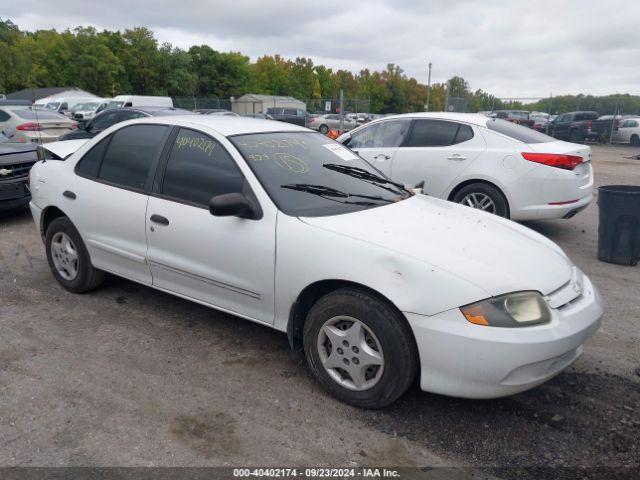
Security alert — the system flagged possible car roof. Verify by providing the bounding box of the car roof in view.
[114,115,310,136]
[372,112,491,127]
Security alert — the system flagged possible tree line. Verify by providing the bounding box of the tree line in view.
[1,19,638,115]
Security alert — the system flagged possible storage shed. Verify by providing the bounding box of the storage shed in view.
[232,94,306,115]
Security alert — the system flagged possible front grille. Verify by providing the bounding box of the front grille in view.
[0,160,36,180]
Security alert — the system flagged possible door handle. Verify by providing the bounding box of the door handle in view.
[373,154,391,160]
[446,154,467,161]
[63,190,76,199]
[150,214,169,226]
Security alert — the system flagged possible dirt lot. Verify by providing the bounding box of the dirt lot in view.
[1,145,639,478]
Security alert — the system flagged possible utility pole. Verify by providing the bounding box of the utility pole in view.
[425,61,432,112]
[339,89,344,133]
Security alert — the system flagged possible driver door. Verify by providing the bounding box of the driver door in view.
[145,127,276,324]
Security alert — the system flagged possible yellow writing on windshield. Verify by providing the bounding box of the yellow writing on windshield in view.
[238,138,307,149]
[273,153,308,173]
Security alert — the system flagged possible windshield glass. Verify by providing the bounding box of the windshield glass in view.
[230,132,410,217]
[486,118,555,143]
[108,101,124,109]
[45,102,60,110]
[74,102,100,110]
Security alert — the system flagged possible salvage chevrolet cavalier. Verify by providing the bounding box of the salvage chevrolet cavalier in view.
[28,116,603,408]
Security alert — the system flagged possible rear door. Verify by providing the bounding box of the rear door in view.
[69,124,170,284]
[390,119,484,197]
[346,119,411,176]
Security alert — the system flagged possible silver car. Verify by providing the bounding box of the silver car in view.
[0,106,77,144]
[307,114,358,134]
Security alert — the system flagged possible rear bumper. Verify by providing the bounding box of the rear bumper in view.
[0,178,31,211]
[405,273,603,399]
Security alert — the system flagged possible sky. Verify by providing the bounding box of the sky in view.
[4,0,639,98]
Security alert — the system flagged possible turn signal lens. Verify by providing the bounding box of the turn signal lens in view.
[461,305,489,326]
[461,291,552,328]
[522,152,583,171]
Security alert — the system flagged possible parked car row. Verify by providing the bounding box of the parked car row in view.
[26,114,603,408]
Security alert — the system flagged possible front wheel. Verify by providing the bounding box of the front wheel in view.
[319,124,329,134]
[452,183,509,218]
[45,216,104,293]
[303,288,418,408]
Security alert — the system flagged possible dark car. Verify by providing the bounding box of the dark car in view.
[0,132,38,211]
[491,110,535,128]
[548,111,600,142]
[265,107,308,126]
[59,106,194,141]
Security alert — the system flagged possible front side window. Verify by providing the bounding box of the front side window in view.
[161,128,245,207]
[349,120,410,149]
[231,132,410,217]
[98,124,168,190]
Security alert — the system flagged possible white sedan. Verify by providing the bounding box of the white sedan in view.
[28,116,602,407]
[337,113,594,221]
[611,117,640,146]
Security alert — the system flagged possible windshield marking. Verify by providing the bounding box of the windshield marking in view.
[273,153,308,173]
[176,136,215,156]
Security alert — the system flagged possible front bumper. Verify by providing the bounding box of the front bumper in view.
[405,273,603,399]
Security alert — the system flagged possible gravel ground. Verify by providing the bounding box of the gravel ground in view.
[0,144,638,478]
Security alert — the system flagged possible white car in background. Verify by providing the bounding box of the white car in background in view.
[338,113,593,220]
[28,116,602,407]
[611,117,640,146]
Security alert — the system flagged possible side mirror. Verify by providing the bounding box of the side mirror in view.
[209,193,254,219]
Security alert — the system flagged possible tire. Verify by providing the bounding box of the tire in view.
[319,124,329,134]
[631,134,640,147]
[452,182,509,218]
[45,216,104,293]
[303,288,418,408]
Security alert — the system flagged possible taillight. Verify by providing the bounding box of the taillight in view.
[521,152,583,171]
[586,120,592,129]
[16,122,43,131]
[71,122,78,129]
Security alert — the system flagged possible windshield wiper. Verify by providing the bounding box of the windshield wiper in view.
[281,183,393,205]
[322,163,408,195]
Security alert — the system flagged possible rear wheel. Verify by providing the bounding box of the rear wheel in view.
[45,216,104,293]
[631,134,640,147]
[319,124,329,134]
[452,183,509,218]
[303,288,418,408]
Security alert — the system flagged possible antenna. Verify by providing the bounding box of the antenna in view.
[31,87,43,145]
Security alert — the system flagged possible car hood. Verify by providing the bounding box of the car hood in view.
[300,195,573,297]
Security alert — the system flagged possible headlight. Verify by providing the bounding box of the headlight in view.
[460,291,551,328]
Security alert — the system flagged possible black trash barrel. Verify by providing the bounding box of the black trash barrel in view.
[597,185,640,265]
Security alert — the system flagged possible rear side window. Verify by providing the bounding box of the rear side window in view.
[405,120,468,147]
[76,137,110,178]
[98,124,169,190]
[575,112,598,121]
[160,128,245,207]
[12,109,66,120]
[0,110,10,122]
[486,118,555,144]
[91,110,120,131]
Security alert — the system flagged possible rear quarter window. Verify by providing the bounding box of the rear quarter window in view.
[486,118,555,144]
